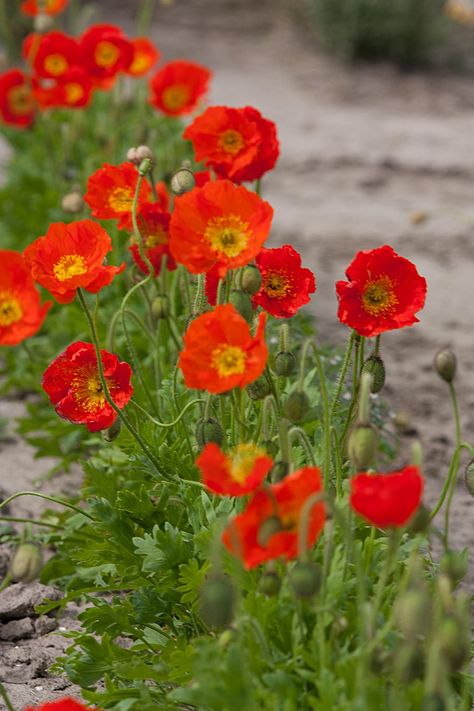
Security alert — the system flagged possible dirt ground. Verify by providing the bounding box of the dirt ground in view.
[1,0,474,706]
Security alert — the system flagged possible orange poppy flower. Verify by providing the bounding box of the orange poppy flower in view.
[42,341,133,432]
[169,179,273,277]
[178,304,267,394]
[83,162,151,228]
[0,69,36,128]
[184,105,279,183]
[196,442,272,496]
[78,24,134,84]
[149,60,211,116]
[33,67,94,110]
[0,250,51,346]
[24,220,124,304]
[253,245,316,318]
[23,31,78,80]
[126,38,160,77]
[350,466,424,528]
[21,0,68,16]
[222,467,326,569]
[128,205,176,276]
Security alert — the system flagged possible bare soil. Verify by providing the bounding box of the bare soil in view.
[1,0,473,706]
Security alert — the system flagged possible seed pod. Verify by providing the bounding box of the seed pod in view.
[229,289,253,322]
[270,460,289,483]
[437,615,469,671]
[289,562,322,599]
[347,424,378,470]
[362,355,385,393]
[407,503,430,534]
[136,145,155,164]
[126,147,139,164]
[464,460,474,497]
[246,376,271,401]
[199,575,236,628]
[434,348,456,383]
[195,417,224,448]
[34,13,53,32]
[273,351,296,377]
[257,516,283,546]
[394,589,431,638]
[283,390,310,422]
[241,264,262,295]
[440,551,468,585]
[258,571,281,596]
[61,191,84,214]
[171,167,195,195]
[102,418,121,442]
[152,295,169,320]
[9,542,43,583]
[421,694,446,711]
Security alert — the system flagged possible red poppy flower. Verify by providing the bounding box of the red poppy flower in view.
[336,245,427,337]
[196,442,272,496]
[24,220,124,304]
[79,24,134,84]
[24,31,78,80]
[253,245,316,318]
[0,250,51,346]
[0,69,36,128]
[169,179,273,277]
[83,162,151,228]
[128,205,176,276]
[42,341,133,432]
[21,0,68,16]
[126,38,160,77]
[350,466,424,528]
[179,304,267,394]
[184,105,279,183]
[149,60,211,116]
[34,67,94,109]
[222,467,325,569]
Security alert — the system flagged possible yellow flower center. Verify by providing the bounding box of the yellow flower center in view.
[72,373,106,413]
[43,53,68,76]
[8,85,34,116]
[229,443,264,484]
[53,254,87,282]
[132,227,168,249]
[130,52,150,74]
[362,276,398,316]
[95,41,120,69]
[218,129,244,155]
[161,84,189,111]
[65,82,85,104]
[263,271,290,298]
[212,344,247,379]
[0,291,22,327]
[109,187,134,213]
[204,214,250,259]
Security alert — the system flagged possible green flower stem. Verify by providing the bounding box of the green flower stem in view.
[278,417,291,467]
[262,395,278,441]
[372,530,400,621]
[279,323,289,353]
[264,366,282,415]
[0,682,15,711]
[192,273,206,316]
[0,515,64,530]
[331,426,344,498]
[443,382,462,547]
[329,331,355,418]
[288,426,316,466]
[374,334,381,357]
[77,289,163,476]
[0,491,94,521]
[297,491,325,560]
[130,397,204,428]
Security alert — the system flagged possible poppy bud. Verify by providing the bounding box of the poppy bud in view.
[246,376,271,401]
[437,615,469,671]
[434,348,456,383]
[289,562,322,599]
[241,265,262,295]
[102,418,121,442]
[136,145,155,165]
[440,551,468,584]
[257,516,283,546]
[229,289,253,323]
[171,167,195,195]
[347,424,378,470]
[394,589,430,638]
[407,503,430,534]
[421,694,445,711]
[273,351,296,377]
[218,629,235,649]
[9,542,43,583]
[34,13,53,32]
[196,417,224,448]
[464,459,474,497]
[270,460,289,483]
[61,191,84,214]
[283,390,310,422]
[126,147,139,164]
[152,295,169,320]
[393,410,415,436]
[262,439,279,458]
[258,571,281,596]
[362,355,385,393]
[199,575,236,628]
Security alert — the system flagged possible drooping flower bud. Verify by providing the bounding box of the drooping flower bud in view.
[61,191,84,214]
[283,390,310,422]
[9,542,43,583]
[126,147,139,164]
[241,265,262,295]
[440,550,468,585]
[258,570,281,596]
[152,295,169,320]
[171,167,195,195]
[362,355,386,393]
[262,439,279,458]
[246,376,271,401]
[229,289,253,323]
[273,351,296,377]
[136,145,155,165]
[347,424,378,470]
[196,417,224,448]
[199,575,236,628]
[394,589,431,638]
[102,418,121,442]
[270,460,289,482]
[257,516,283,546]
[289,562,322,599]
[407,503,430,534]
[464,459,474,496]
[434,348,456,383]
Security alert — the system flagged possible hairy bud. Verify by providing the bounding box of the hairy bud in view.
[289,562,322,599]
[171,167,195,195]
[362,355,385,393]
[136,145,155,164]
[273,351,296,377]
[241,265,262,295]
[246,376,271,401]
[257,516,283,546]
[229,289,253,322]
[284,390,310,422]
[195,417,224,448]
[464,460,474,497]
[10,542,43,583]
[347,424,378,470]
[394,589,431,638]
[199,575,236,628]
[152,295,169,320]
[434,348,456,383]
[258,571,281,596]
[270,460,289,483]
[102,418,121,442]
[34,13,53,32]
[440,550,468,585]
[61,191,84,214]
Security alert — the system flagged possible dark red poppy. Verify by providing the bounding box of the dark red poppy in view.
[149,60,211,116]
[350,465,424,527]
[0,69,36,128]
[196,442,272,496]
[253,245,316,318]
[336,245,427,337]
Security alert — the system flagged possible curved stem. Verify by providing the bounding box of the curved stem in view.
[130,397,204,428]
[0,682,15,711]
[329,332,355,418]
[0,491,94,521]
[0,515,64,530]
[288,426,316,466]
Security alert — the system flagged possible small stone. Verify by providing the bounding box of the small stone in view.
[35,615,58,636]
[0,582,62,621]
[0,617,35,641]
